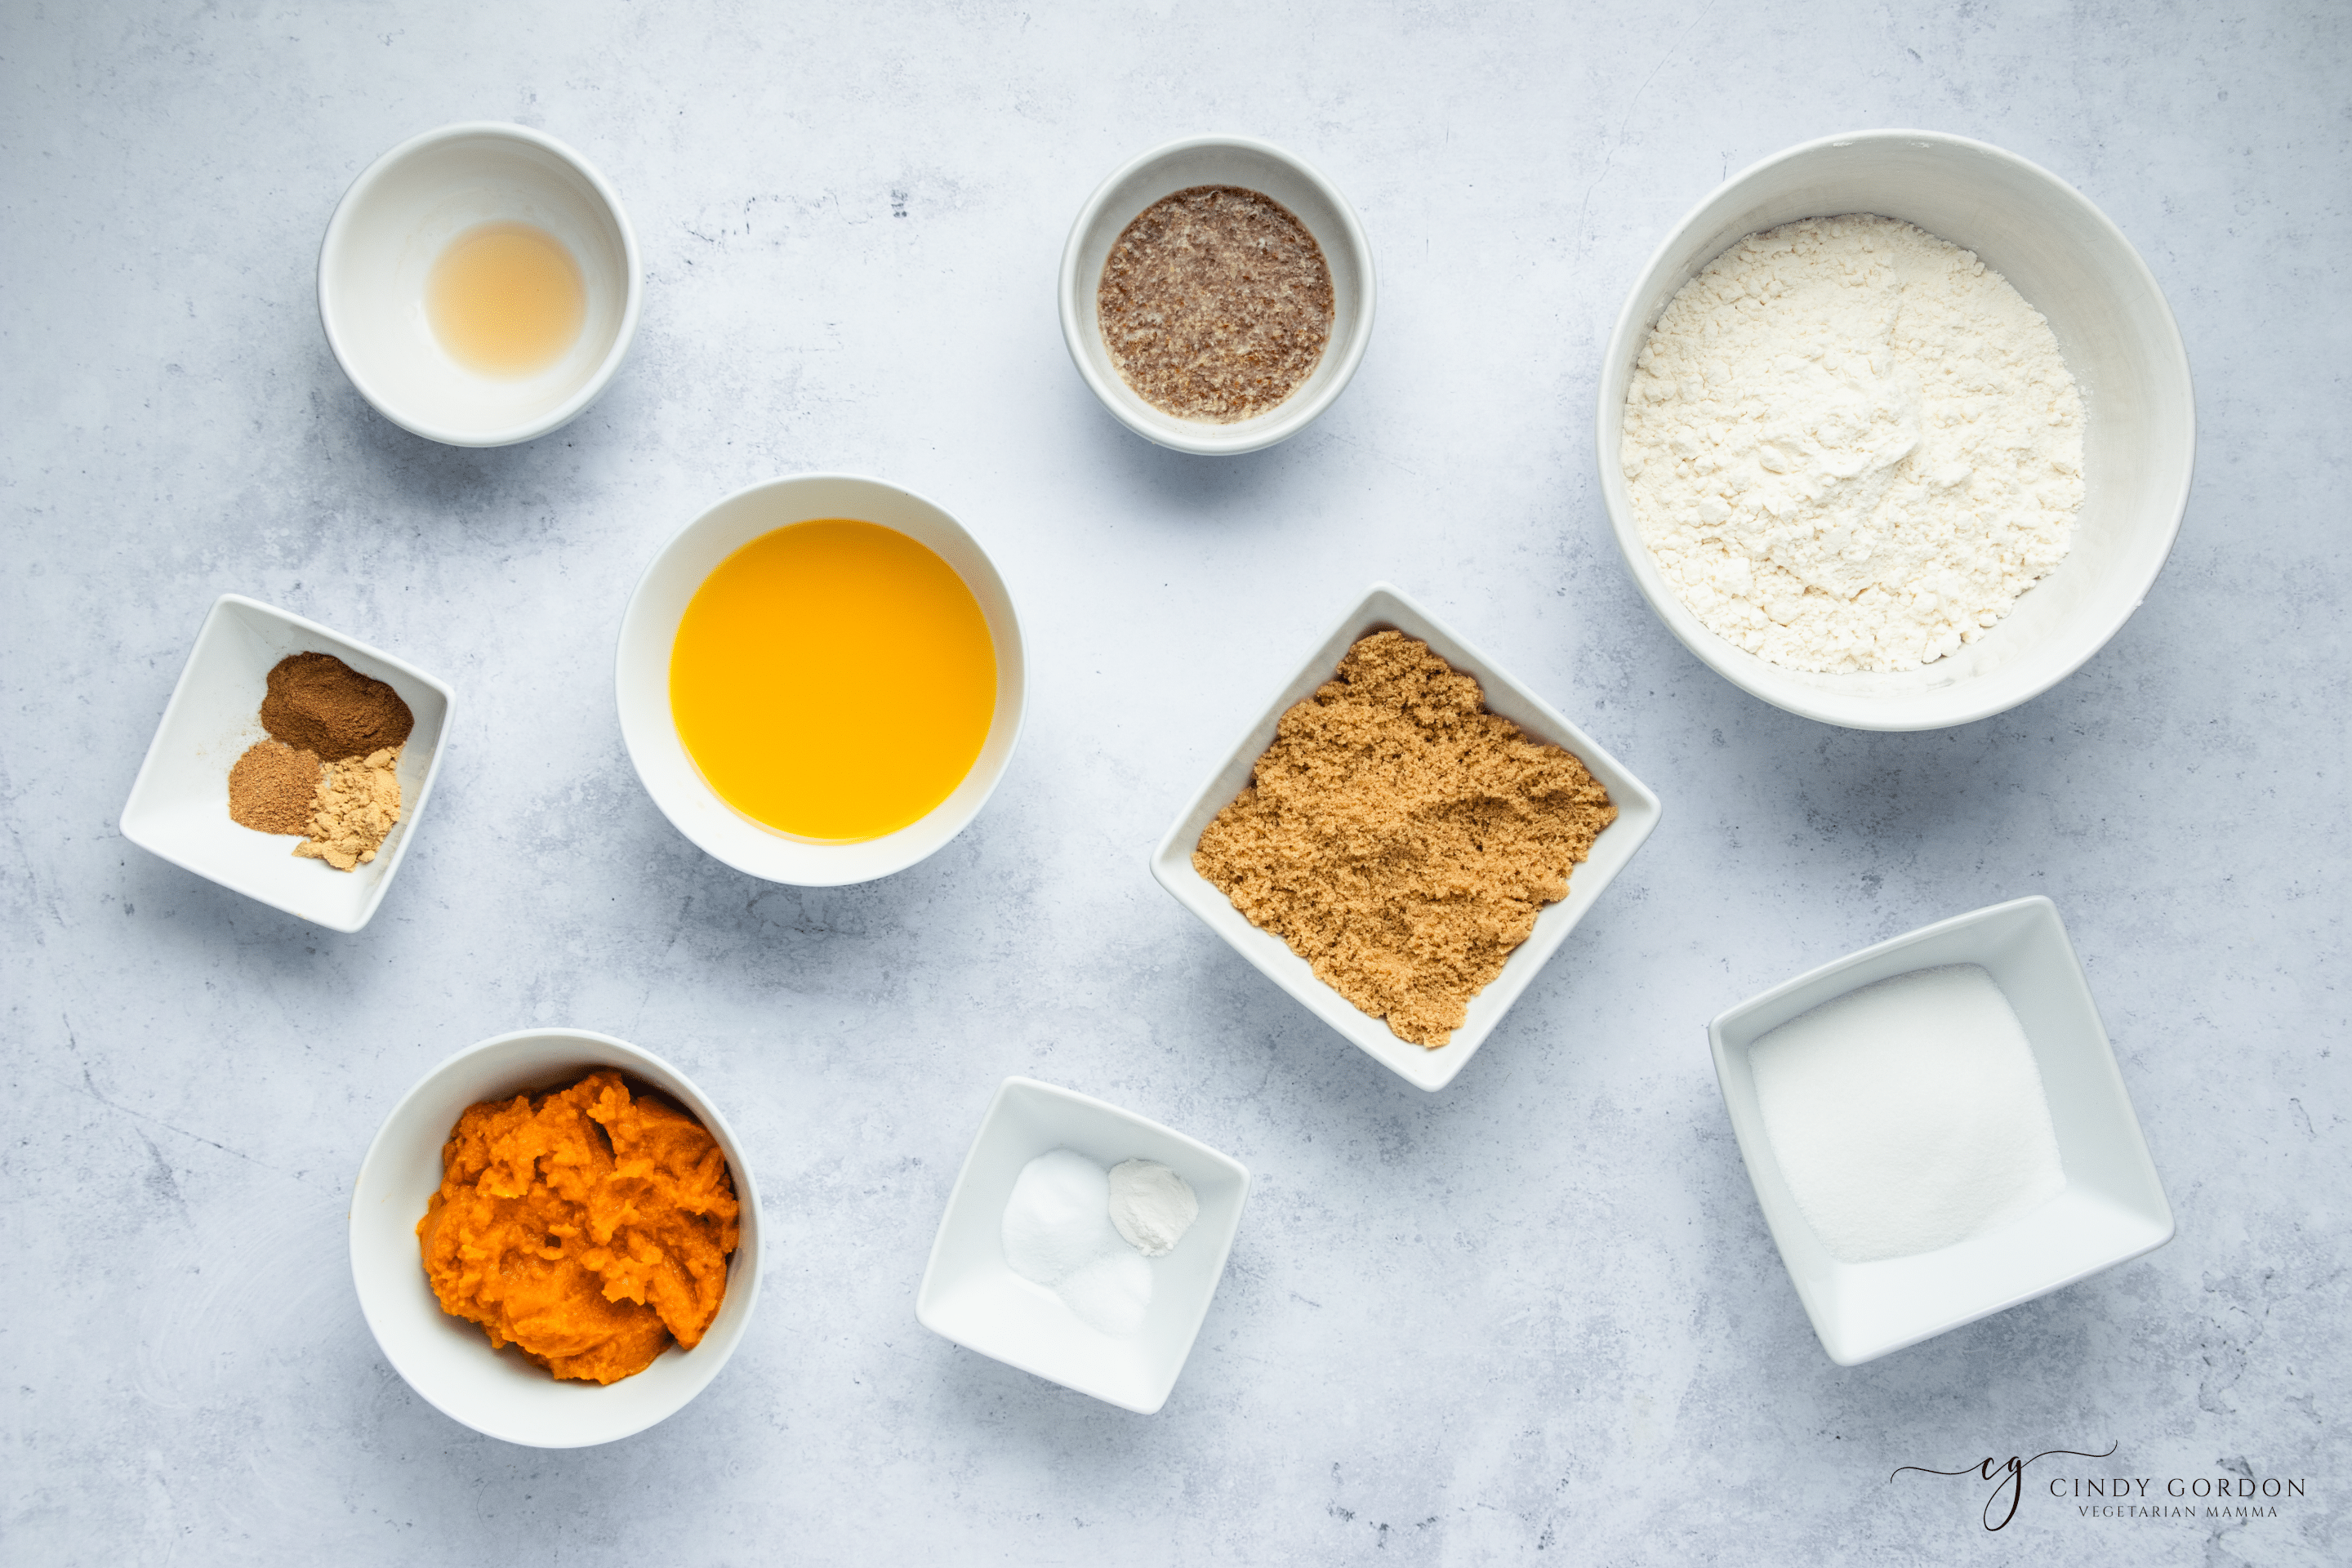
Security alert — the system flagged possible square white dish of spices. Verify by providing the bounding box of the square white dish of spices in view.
[1151,582,1663,1093]
[915,1077,1250,1416]
[1708,896,2173,1366]
[120,594,453,933]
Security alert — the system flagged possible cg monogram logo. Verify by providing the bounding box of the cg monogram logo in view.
[1891,1442,2120,1530]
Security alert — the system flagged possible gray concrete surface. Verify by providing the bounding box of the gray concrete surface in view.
[3,2,2345,1561]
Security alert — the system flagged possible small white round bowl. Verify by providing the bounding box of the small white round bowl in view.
[349,1028,763,1448]
[1596,130,2194,732]
[1060,134,1375,456]
[318,122,641,448]
[617,474,1027,887]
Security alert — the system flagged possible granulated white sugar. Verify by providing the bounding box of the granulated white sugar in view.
[1749,964,2065,1263]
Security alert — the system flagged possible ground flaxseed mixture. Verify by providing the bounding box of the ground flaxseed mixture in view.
[1096,185,1334,423]
[1193,631,1616,1049]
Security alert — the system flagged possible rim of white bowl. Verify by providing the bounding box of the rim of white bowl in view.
[348,1027,764,1447]
[615,472,1029,887]
[1593,128,2195,732]
[318,120,644,448]
[1059,133,1376,457]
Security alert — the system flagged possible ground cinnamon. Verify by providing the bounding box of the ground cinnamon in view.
[1193,631,1617,1049]
[260,651,412,760]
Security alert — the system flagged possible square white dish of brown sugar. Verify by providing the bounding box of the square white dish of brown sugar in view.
[1708,896,2172,1365]
[1152,582,1662,1093]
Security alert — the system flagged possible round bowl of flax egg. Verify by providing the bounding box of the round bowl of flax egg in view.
[350,1028,762,1447]
[318,122,640,448]
[1595,130,2193,732]
[617,474,1027,887]
[1060,134,1375,457]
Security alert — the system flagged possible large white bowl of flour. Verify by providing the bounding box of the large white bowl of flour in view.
[1596,131,2193,731]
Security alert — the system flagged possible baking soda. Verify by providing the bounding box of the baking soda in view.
[1749,964,2065,1263]
[1056,1250,1155,1337]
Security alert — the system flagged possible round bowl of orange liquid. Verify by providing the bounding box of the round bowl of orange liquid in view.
[318,122,640,448]
[617,474,1027,886]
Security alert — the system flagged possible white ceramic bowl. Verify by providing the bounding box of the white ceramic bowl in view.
[350,1028,763,1447]
[1708,897,2172,1366]
[118,594,452,933]
[1152,583,1662,1092]
[916,1077,1250,1415]
[617,474,1027,886]
[319,122,641,447]
[1597,130,2194,731]
[1060,134,1375,455]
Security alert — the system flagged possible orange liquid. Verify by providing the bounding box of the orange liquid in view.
[426,221,586,376]
[670,519,998,841]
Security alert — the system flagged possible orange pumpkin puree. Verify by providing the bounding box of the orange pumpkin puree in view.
[416,1070,740,1384]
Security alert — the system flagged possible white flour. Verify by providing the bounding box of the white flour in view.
[1621,216,2083,673]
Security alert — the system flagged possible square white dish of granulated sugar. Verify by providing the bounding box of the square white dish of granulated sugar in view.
[1708,896,2172,1366]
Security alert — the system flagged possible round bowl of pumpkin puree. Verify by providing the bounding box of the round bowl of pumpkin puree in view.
[350,1027,763,1447]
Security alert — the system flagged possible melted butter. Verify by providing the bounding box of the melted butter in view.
[669,519,997,841]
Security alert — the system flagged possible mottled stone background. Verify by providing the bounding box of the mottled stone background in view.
[3,2,2344,1562]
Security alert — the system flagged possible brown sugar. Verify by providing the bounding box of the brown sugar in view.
[1097,185,1334,423]
[294,746,403,871]
[227,740,323,835]
[1192,631,1617,1049]
[260,651,413,761]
